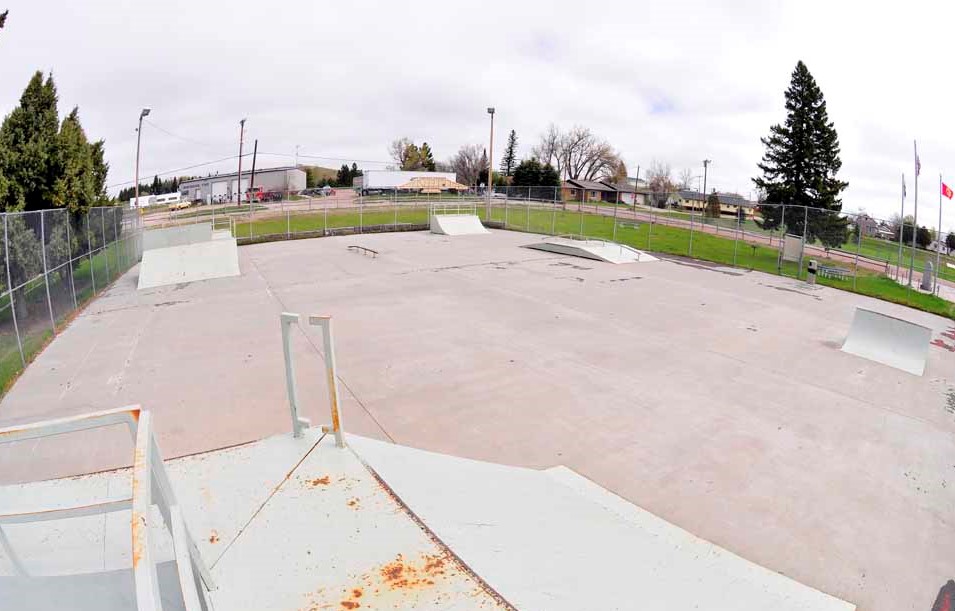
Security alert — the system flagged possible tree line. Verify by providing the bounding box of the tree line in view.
[116,175,191,202]
[386,123,630,191]
[0,72,110,214]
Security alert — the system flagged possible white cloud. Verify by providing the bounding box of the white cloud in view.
[1,0,953,228]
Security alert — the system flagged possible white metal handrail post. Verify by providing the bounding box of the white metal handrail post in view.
[280,312,312,438]
[309,314,345,448]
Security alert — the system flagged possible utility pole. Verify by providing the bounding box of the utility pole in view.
[134,108,151,214]
[486,107,495,219]
[236,118,247,204]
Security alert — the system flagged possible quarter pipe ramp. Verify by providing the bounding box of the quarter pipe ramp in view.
[429,214,490,235]
[841,307,932,376]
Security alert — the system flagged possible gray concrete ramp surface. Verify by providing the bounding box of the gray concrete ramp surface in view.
[348,435,855,611]
[142,223,213,251]
[429,214,490,235]
[841,307,932,375]
[137,238,240,290]
[524,235,658,264]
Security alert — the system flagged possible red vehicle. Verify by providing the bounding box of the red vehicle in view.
[245,187,283,203]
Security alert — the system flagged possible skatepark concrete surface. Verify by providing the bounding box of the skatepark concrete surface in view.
[0,428,853,610]
[1,229,954,611]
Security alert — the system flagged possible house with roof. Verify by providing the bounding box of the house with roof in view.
[673,190,755,217]
[561,179,617,203]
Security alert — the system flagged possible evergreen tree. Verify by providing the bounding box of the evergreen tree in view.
[150,174,161,195]
[500,130,517,177]
[336,164,351,186]
[753,61,849,248]
[401,144,421,170]
[513,158,542,186]
[0,10,8,32]
[419,142,436,171]
[351,162,362,178]
[946,232,955,254]
[53,108,97,213]
[705,191,720,218]
[0,71,61,211]
[540,163,560,187]
[916,226,932,250]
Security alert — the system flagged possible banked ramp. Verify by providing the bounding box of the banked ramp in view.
[138,239,240,290]
[841,307,932,376]
[524,235,658,264]
[429,214,490,235]
[348,435,854,611]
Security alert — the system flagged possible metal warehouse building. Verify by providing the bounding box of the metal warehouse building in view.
[180,166,306,204]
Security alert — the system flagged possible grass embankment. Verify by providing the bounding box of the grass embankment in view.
[229,205,955,319]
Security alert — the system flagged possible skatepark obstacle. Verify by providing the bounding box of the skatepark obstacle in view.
[841,307,932,375]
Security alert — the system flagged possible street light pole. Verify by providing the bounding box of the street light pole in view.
[236,118,247,205]
[134,108,151,214]
[486,107,495,219]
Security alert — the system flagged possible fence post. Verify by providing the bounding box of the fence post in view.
[613,191,619,242]
[504,191,509,228]
[359,195,363,234]
[4,215,25,367]
[113,207,122,273]
[287,209,290,239]
[648,199,653,250]
[798,204,807,279]
[853,215,862,290]
[87,213,96,295]
[40,211,57,333]
[65,213,77,309]
[578,193,584,236]
[100,209,110,282]
[323,196,328,235]
[778,205,786,274]
[733,208,740,267]
[551,190,557,235]
[393,188,398,229]
[526,199,530,232]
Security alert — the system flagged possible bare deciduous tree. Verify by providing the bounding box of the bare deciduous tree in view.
[388,137,414,168]
[533,125,622,182]
[646,160,675,207]
[449,144,484,186]
[677,168,695,190]
[531,124,564,178]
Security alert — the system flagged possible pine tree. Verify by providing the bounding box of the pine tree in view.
[53,107,96,213]
[336,164,351,186]
[540,163,560,187]
[705,191,720,218]
[351,162,362,178]
[513,158,542,186]
[500,130,517,177]
[418,142,436,171]
[0,71,61,211]
[753,61,849,248]
[150,175,161,195]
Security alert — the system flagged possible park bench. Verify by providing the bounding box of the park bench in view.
[818,265,850,280]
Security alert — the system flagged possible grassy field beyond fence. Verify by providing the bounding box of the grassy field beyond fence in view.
[230,205,955,319]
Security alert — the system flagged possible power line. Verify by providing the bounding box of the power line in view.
[142,119,228,151]
[107,154,247,189]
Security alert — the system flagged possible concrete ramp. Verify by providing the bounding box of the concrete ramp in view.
[524,236,658,264]
[841,307,932,376]
[137,238,240,290]
[429,214,490,235]
[348,435,855,611]
[142,223,213,251]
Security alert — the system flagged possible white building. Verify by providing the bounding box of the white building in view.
[356,170,457,193]
[179,166,306,204]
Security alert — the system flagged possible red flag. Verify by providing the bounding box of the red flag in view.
[944,183,954,200]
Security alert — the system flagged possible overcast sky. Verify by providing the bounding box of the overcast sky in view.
[1,0,953,227]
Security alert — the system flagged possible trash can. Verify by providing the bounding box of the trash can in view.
[807,259,818,285]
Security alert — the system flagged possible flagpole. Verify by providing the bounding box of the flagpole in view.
[908,140,919,287]
[936,173,943,294]
[897,172,905,281]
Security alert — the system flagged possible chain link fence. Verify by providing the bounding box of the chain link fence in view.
[138,186,952,309]
[0,207,143,392]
